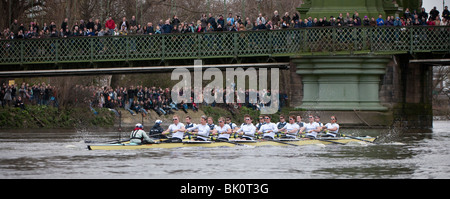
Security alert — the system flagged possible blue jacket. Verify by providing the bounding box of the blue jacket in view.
[376,18,385,26]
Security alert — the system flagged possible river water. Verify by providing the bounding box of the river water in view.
[0,121,449,179]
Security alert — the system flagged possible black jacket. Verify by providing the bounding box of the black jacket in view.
[149,124,165,138]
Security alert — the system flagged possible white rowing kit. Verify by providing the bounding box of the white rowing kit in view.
[324,123,340,137]
[167,123,185,140]
[283,123,300,138]
[304,122,320,138]
[260,122,278,139]
[215,125,231,140]
[187,124,211,141]
[236,123,257,140]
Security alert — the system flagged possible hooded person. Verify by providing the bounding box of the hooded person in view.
[130,123,156,144]
[149,120,166,139]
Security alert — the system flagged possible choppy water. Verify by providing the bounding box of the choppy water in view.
[0,121,449,179]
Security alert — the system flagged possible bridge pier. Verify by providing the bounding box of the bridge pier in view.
[290,55,433,129]
[292,55,390,111]
[390,54,433,129]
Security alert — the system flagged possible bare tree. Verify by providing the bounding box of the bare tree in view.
[433,66,450,95]
[432,66,450,118]
[79,0,99,21]
[0,0,46,29]
[2,0,303,31]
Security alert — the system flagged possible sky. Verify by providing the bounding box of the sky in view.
[422,0,447,12]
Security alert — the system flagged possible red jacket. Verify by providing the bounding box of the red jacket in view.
[105,19,116,30]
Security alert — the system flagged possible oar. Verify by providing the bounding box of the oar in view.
[195,134,249,147]
[103,137,131,144]
[315,137,346,145]
[84,137,130,144]
[149,132,167,138]
[322,131,376,144]
[101,131,163,144]
[339,133,377,144]
[298,131,346,145]
[246,133,300,147]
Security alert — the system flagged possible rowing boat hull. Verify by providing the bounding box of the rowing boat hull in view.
[87,141,234,150]
[240,137,376,147]
[87,137,376,150]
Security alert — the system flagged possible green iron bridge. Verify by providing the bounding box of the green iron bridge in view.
[1,25,449,129]
[1,26,449,69]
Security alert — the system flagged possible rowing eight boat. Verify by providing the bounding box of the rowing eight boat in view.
[87,136,376,150]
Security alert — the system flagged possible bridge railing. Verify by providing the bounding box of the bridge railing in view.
[1,26,449,65]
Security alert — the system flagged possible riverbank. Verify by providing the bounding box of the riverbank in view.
[0,104,291,129]
[2,104,446,130]
[0,105,214,129]
[0,106,115,129]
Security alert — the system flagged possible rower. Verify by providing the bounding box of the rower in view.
[258,115,278,140]
[184,115,196,129]
[322,116,340,137]
[130,123,156,144]
[162,115,185,143]
[149,120,166,139]
[277,115,287,129]
[213,117,232,141]
[236,114,257,140]
[255,115,265,131]
[185,115,211,141]
[225,116,238,131]
[276,115,287,138]
[207,116,216,131]
[184,115,196,139]
[314,115,323,127]
[279,115,300,139]
[296,115,305,128]
[225,116,238,138]
[302,114,321,139]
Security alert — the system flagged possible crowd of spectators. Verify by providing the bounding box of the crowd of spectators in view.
[79,84,288,117]
[1,82,58,109]
[1,80,289,118]
[2,6,449,40]
[80,85,186,117]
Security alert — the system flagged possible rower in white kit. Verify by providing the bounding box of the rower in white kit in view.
[185,115,211,141]
[258,115,278,140]
[302,114,321,139]
[236,114,257,140]
[279,115,300,139]
[162,115,185,143]
[213,117,232,141]
[322,116,340,137]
